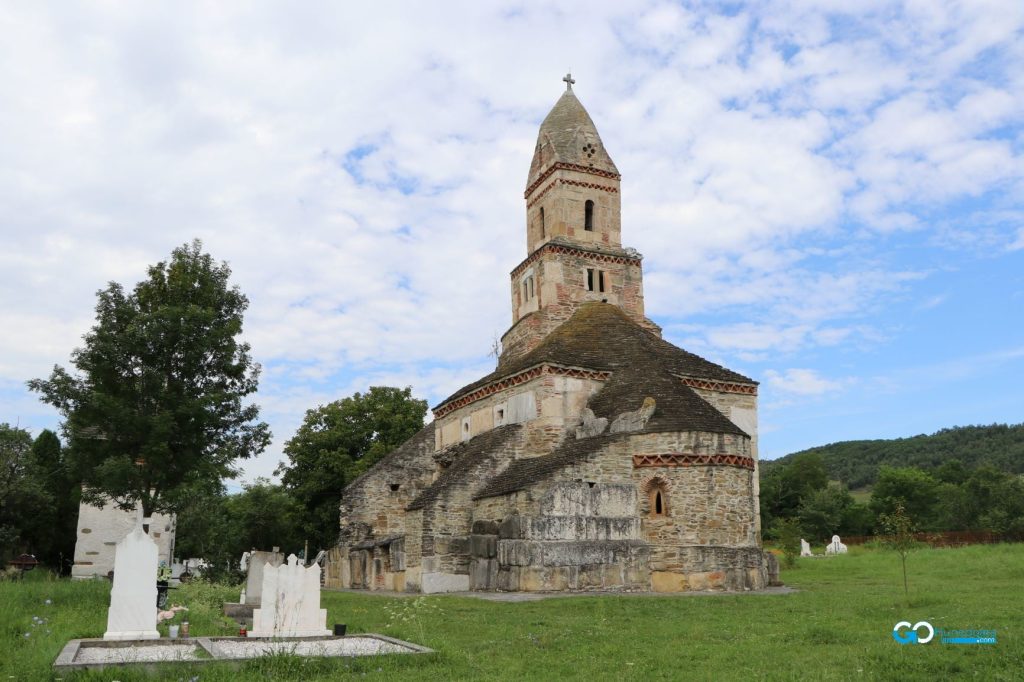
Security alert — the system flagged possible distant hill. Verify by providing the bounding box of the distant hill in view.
[762,423,1024,489]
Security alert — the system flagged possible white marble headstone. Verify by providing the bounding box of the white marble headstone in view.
[249,554,330,638]
[800,538,813,557]
[103,524,160,640]
[825,535,848,555]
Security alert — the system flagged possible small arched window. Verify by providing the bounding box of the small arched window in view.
[584,200,594,231]
[646,478,669,518]
[539,207,545,238]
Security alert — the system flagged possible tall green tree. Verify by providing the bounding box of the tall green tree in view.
[224,478,304,556]
[761,451,829,530]
[0,424,52,564]
[28,240,271,518]
[870,466,939,527]
[277,386,427,550]
[29,430,80,572]
[797,482,854,542]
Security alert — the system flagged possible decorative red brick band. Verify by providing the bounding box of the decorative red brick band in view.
[525,162,620,198]
[526,178,619,208]
[680,377,758,395]
[433,364,612,419]
[632,454,755,470]
[511,242,642,279]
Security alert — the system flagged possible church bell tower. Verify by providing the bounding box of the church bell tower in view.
[499,75,660,367]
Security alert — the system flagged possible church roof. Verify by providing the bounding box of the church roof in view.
[436,302,754,410]
[526,88,619,189]
[474,363,748,500]
[406,424,522,511]
[474,431,626,500]
[586,361,748,437]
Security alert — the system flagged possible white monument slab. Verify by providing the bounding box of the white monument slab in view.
[825,535,848,555]
[103,523,160,640]
[249,554,330,638]
[800,539,813,557]
[245,550,284,605]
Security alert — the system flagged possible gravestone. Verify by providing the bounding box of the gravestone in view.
[764,551,782,586]
[245,550,284,605]
[825,535,848,555]
[249,554,330,638]
[800,539,813,557]
[103,523,160,640]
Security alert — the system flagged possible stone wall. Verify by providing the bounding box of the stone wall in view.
[502,244,651,364]
[331,424,436,590]
[71,498,175,580]
[469,429,763,592]
[418,427,528,593]
[525,166,622,253]
[435,371,604,451]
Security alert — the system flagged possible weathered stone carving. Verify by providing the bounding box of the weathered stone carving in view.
[609,397,656,433]
[575,408,608,438]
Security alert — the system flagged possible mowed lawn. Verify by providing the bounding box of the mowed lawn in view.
[1,544,1021,681]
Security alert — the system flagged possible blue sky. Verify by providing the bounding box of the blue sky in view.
[1,1,1021,484]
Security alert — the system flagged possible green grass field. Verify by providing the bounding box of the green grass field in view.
[2,543,1021,680]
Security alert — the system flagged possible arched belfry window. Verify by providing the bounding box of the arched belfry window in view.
[584,200,594,231]
[539,207,545,238]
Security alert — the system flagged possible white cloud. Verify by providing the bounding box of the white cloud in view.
[764,368,846,396]
[1,1,1021,480]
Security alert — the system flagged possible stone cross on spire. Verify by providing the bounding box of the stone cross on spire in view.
[563,72,575,91]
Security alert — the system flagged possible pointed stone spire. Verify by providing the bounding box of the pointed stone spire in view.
[526,87,619,190]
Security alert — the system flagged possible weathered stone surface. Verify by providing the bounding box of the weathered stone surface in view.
[470,534,497,558]
[421,572,470,594]
[245,550,284,605]
[575,408,608,439]
[764,551,782,586]
[471,520,499,535]
[801,539,812,557]
[73,500,175,581]
[469,558,498,590]
[609,397,656,433]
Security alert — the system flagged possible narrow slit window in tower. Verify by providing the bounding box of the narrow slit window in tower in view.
[586,268,595,291]
[655,491,663,515]
[598,270,605,293]
[539,207,545,237]
[528,276,534,299]
[584,200,594,231]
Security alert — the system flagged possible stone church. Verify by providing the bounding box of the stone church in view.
[332,80,768,594]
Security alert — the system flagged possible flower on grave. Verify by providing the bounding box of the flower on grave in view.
[156,604,189,624]
[44,599,52,605]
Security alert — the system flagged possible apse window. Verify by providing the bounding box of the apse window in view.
[390,483,400,492]
[584,200,594,231]
[648,481,669,518]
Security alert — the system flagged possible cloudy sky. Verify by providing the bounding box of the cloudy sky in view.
[2,1,1022,485]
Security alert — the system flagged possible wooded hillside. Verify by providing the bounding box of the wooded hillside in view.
[762,423,1024,489]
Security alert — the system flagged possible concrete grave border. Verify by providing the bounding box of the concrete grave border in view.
[54,634,433,671]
